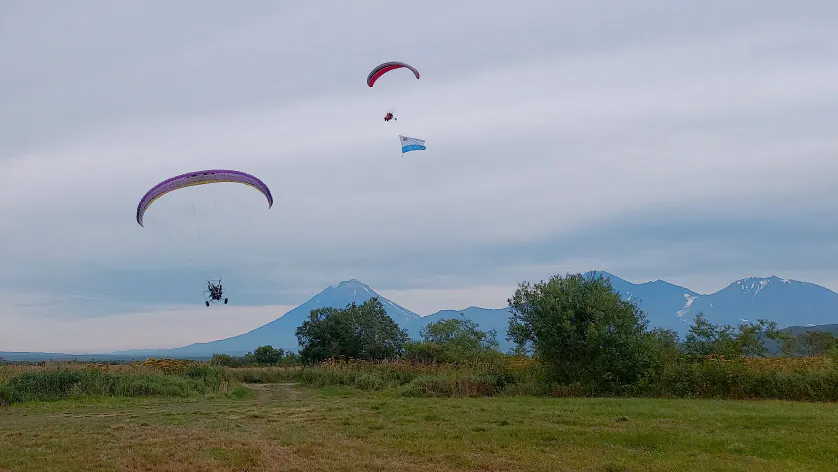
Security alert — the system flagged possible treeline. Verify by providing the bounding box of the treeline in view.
[768,328,837,357]
[223,272,838,400]
[293,299,504,364]
[209,345,299,367]
[251,271,838,367]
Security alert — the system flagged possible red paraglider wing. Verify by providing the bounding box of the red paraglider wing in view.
[367,61,420,87]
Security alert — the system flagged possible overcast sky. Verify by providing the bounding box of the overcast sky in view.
[2,1,838,353]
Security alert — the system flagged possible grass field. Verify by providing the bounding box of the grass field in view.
[1,381,836,471]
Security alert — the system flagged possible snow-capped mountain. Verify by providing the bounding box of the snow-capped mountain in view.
[592,272,838,335]
[584,271,700,333]
[7,274,838,360]
[302,279,419,324]
[676,275,838,330]
[103,273,838,358]
[115,279,419,357]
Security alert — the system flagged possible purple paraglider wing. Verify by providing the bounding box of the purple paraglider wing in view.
[136,169,273,226]
[367,61,420,87]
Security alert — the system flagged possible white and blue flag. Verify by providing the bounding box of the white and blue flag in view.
[400,135,426,154]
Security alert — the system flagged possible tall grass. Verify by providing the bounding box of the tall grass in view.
[224,366,302,384]
[0,362,227,405]
[632,354,838,401]
[5,354,836,404]
[238,357,546,397]
[237,355,838,401]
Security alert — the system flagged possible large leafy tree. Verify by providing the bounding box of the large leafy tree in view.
[507,272,657,387]
[253,345,284,366]
[295,297,409,363]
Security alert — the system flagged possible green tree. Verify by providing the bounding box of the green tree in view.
[507,272,656,388]
[279,351,301,366]
[422,317,498,350]
[684,315,784,358]
[681,313,737,357]
[253,345,284,366]
[797,330,837,356]
[764,324,795,356]
[405,316,500,363]
[734,319,780,357]
[827,344,838,363]
[209,353,241,367]
[648,328,681,362]
[295,298,409,363]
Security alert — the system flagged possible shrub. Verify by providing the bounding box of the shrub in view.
[507,272,658,390]
[404,317,501,364]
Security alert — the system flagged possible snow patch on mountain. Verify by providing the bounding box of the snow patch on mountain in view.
[380,298,420,323]
[736,277,773,296]
[676,293,698,318]
[333,279,419,323]
[732,275,803,297]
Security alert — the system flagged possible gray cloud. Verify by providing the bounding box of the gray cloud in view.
[2,1,838,349]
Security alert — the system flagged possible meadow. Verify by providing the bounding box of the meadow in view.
[1,358,837,471]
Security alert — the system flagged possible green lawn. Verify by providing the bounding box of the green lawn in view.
[0,383,836,471]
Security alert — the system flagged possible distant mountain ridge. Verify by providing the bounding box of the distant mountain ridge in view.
[584,271,700,333]
[108,279,419,358]
[3,273,838,361]
[105,272,838,357]
[587,271,838,334]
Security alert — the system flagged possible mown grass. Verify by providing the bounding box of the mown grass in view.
[1,382,836,471]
